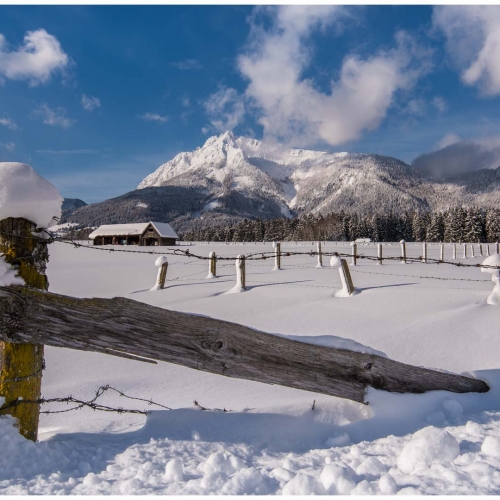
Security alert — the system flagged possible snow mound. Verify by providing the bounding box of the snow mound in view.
[0,256,24,286]
[282,472,316,495]
[164,458,184,482]
[0,162,62,228]
[397,426,460,474]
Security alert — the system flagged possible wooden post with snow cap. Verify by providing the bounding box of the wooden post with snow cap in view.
[496,242,500,254]
[151,256,168,290]
[0,162,61,442]
[316,241,323,268]
[487,245,490,257]
[206,251,216,279]
[422,242,427,263]
[350,242,357,266]
[0,217,49,442]
[481,254,500,305]
[463,243,468,259]
[330,253,355,296]
[452,244,457,260]
[235,254,246,291]
[377,243,383,265]
[400,239,406,264]
[471,244,475,258]
[479,244,483,257]
[440,243,444,263]
[273,242,281,270]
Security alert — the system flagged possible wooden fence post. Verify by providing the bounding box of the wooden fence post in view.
[479,244,483,257]
[351,242,357,266]
[236,254,246,290]
[440,243,444,263]
[151,256,168,290]
[273,242,281,270]
[377,243,383,265]
[316,241,323,268]
[463,243,468,259]
[487,245,490,257]
[496,242,499,255]
[422,242,427,263]
[471,244,475,258]
[339,259,355,295]
[453,243,457,260]
[206,251,217,278]
[400,239,406,264]
[0,217,48,441]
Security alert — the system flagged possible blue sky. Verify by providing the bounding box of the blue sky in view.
[1,5,500,202]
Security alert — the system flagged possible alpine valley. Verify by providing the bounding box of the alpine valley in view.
[64,131,500,234]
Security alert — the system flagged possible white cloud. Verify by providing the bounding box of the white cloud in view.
[433,6,500,95]
[140,113,168,123]
[232,6,432,147]
[0,29,69,86]
[81,94,101,111]
[33,103,75,128]
[171,59,203,70]
[181,96,190,108]
[414,134,500,177]
[404,99,427,116]
[435,132,460,150]
[0,117,18,130]
[204,87,245,133]
[0,141,15,151]
[431,95,447,112]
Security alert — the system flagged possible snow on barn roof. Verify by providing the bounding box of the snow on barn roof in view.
[89,222,178,239]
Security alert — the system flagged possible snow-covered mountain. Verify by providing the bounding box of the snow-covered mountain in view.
[137,131,430,216]
[65,132,500,232]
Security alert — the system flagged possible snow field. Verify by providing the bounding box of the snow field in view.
[1,240,500,494]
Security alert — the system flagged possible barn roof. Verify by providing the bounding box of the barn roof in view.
[89,222,178,239]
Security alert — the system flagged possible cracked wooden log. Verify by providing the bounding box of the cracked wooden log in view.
[0,285,489,404]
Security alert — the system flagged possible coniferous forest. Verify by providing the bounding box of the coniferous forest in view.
[182,207,500,243]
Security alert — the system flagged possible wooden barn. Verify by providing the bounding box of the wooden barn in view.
[89,221,178,246]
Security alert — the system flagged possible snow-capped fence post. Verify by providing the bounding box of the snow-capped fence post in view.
[316,241,323,268]
[487,245,490,257]
[151,256,168,290]
[471,244,475,258]
[206,251,217,278]
[479,244,483,257]
[422,242,428,263]
[463,243,468,259]
[330,254,355,296]
[452,244,457,260]
[0,217,48,442]
[496,242,500,254]
[236,254,246,291]
[377,243,383,265]
[273,242,281,270]
[351,242,357,266]
[400,239,406,264]
[481,254,500,305]
[440,243,444,263]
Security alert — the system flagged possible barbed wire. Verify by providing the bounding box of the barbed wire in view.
[1,228,499,269]
[350,269,492,283]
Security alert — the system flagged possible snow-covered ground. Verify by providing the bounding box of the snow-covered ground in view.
[2,240,500,494]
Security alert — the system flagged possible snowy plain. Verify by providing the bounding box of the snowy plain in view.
[2,240,500,495]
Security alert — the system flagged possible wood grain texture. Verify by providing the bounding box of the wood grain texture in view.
[0,285,489,404]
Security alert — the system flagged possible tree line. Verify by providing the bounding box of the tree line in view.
[182,207,500,243]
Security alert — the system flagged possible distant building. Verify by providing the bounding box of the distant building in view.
[89,221,178,246]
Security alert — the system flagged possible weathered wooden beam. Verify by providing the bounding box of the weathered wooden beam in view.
[0,285,489,404]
